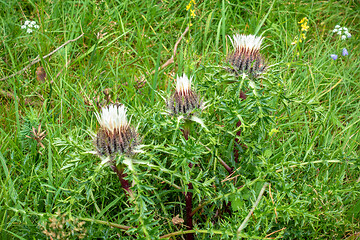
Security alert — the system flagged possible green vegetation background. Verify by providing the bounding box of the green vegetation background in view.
[0,0,359,239]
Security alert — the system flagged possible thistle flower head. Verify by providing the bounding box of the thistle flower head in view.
[227,34,266,77]
[167,74,200,115]
[94,104,138,156]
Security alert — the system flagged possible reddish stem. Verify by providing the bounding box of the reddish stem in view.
[185,182,194,240]
[110,165,133,198]
[234,91,247,163]
[218,158,233,174]
[182,122,194,240]
[183,128,189,140]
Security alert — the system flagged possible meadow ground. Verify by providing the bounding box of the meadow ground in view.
[0,0,359,239]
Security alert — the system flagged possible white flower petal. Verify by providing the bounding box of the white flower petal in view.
[24,20,30,25]
[21,25,26,29]
[335,25,340,29]
[229,34,263,51]
[95,104,128,133]
[26,28,33,33]
[176,74,192,95]
[341,35,346,40]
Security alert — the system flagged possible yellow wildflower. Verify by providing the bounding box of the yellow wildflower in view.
[298,17,308,24]
[190,9,195,17]
[186,0,196,11]
[301,23,309,31]
[292,17,309,45]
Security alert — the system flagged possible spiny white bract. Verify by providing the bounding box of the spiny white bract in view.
[95,104,129,134]
[167,74,200,115]
[227,34,266,77]
[94,104,138,156]
[229,34,263,52]
[176,74,192,96]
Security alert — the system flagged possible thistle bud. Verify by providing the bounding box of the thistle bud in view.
[94,104,138,156]
[167,74,200,115]
[227,34,266,77]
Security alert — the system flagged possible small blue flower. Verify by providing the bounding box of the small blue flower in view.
[342,48,349,56]
[330,54,338,60]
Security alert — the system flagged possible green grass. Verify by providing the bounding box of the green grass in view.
[1,0,359,239]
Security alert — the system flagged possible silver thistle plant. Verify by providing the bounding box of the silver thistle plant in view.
[94,104,139,157]
[227,34,266,77]
[94,103,139,199]
[167,74,201,116]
